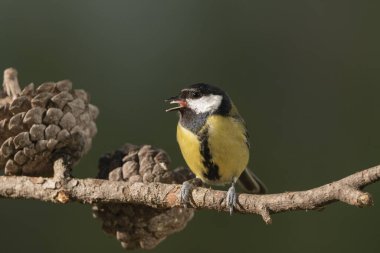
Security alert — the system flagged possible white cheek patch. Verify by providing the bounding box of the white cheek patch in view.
[187,94,223,114]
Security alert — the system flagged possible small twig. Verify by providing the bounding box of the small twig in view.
[0,161,378,223]
[2,68,21,99]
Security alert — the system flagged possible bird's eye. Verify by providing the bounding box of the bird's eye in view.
[191,91,201,98]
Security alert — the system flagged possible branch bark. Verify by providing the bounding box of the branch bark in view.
[0,159,379,224]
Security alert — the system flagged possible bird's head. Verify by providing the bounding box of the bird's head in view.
[165,83,230,115]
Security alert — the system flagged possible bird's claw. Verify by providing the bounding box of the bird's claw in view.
[180,181,193,207]
[226,184,237,215]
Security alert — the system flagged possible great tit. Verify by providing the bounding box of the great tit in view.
[166,83,267,214]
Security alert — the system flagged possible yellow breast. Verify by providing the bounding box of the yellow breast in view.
[176,123,205,178]
[176,115,249,185]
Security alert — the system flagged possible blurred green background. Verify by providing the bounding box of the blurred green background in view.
[1,0,380,252]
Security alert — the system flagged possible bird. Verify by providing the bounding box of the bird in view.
[165,83,267,214]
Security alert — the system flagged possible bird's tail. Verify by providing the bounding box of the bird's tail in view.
[237,168,267,194]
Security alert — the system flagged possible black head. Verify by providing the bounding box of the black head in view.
[179,83,226,99]
[165,83,231,115]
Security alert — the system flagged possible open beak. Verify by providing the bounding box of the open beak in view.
[165,96,187,112]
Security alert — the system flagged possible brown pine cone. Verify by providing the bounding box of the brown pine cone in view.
[0,68,98,176]
[93,144,194,250]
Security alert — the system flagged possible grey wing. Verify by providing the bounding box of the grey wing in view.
[243,125,250,149]
[238,116,250,149]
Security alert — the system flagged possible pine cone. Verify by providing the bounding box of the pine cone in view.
[93,144,194,250]
[0,68,98,176]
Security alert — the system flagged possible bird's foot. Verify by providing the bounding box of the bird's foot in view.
[180,181,192,207]
[180,178,203,207]
[226,183,237,215]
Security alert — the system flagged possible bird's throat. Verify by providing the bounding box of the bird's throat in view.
[179,110,210,134]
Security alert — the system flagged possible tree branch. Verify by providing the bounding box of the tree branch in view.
[0,159,379,224]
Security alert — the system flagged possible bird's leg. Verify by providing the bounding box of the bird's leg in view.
[180,177,203,207]
[226,177,238,215]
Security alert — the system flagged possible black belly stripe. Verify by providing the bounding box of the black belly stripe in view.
[198,127,220,181]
